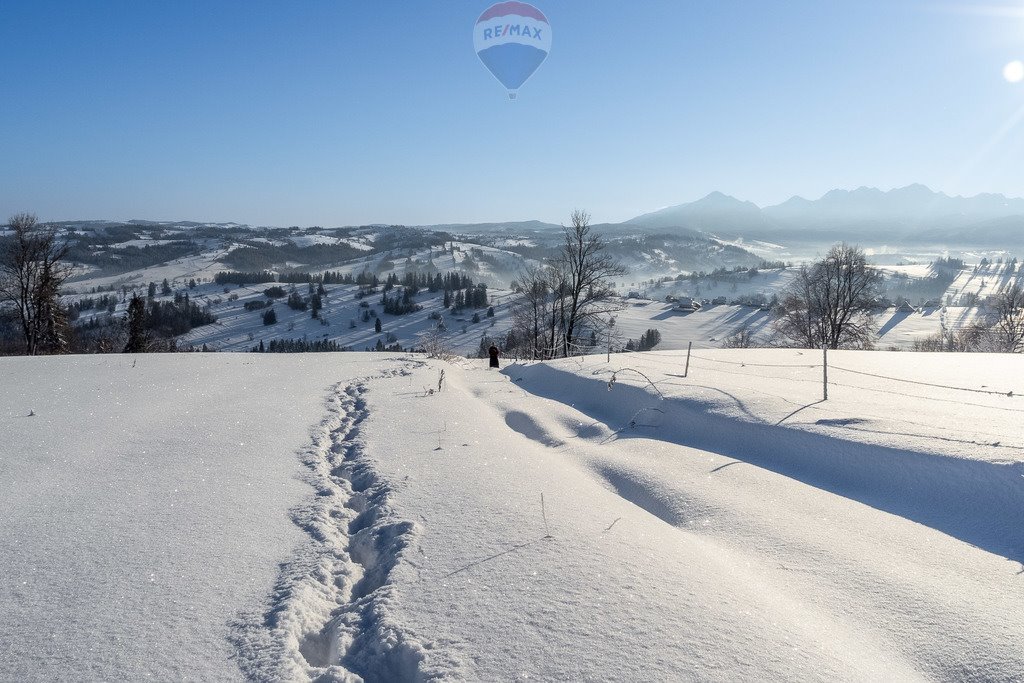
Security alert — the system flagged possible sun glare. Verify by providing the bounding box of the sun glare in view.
[1004,60,1024,82]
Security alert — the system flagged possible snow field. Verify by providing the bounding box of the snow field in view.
[0,354,383,680]
[361,354,1024,680]
[3,350,1023,680]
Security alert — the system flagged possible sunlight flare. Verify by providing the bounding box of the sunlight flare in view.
[1004,59,1024,83]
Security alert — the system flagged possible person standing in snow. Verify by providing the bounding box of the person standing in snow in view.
[488,344,500,369]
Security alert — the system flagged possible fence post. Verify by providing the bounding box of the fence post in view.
[822,346,828,401]
[684,341,692,378]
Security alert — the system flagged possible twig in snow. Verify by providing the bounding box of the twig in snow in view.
[597,367,665,399]
[599,407,666,444]
[604,517,621,532]
[541,492,553,539]
[441,537,548,579]
[435,421,446,451]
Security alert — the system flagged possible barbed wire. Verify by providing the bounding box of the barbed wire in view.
[688,353,820,369]
[814,378,1024,413]
[677,348,1020,398]
[665,365,826,385]
[828,365,1017,398]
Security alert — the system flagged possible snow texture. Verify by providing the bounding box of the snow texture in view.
[2,350,1023,681]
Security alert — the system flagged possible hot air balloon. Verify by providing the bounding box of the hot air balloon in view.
[474,2,551,100]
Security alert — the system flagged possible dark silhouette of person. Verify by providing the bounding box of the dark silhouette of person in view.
[488,345,500,369]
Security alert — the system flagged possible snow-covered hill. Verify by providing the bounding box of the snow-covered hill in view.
[2,351,1022,680]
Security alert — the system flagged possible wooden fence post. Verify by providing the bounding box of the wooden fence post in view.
[823,346,829,401]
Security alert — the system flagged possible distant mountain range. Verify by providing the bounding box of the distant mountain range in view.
[623,185,1024,245]
[418,186,1024,246]
[47,185,1023,248]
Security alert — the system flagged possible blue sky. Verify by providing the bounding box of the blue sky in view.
[1,1,1023,226]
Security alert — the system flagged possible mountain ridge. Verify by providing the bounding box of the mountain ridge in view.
[624,185,1024,245]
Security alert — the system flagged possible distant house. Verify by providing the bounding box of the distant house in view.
[896,301,916,313]
[674,296,701,312]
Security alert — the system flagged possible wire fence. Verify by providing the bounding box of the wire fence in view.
[675,349,1020,400]
[687,353,820,369]
[827,364,1016,397]
[501,331,1022,408]
[523,344,1024,418]
[567,346,1024,451]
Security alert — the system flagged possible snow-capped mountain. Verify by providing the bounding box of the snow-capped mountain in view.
[624,185,1024,244]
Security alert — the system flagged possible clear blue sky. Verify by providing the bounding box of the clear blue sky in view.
[1,1,1023,226]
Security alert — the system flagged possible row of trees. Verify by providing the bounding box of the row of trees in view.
[772,243,1024,352]
[910,284,1024,352]
[120,295,217,352]
[215,268,476,292]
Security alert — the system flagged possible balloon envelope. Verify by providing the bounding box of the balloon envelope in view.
[474,2,551,98]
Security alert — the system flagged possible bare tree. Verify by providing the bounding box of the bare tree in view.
[0,213,72,355]
[510,262,553,359]
[911,322,998,353]
[773,243,882,349]
[991,282,1024,352]
[723,329,756,348]
[557,210,625,356]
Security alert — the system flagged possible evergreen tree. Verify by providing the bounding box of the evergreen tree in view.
[161,278,172,296]
[287,291,307,311]
[637,328,662,351]
[375,317,382,333]
[263,308,277,325]
[123,295,148,353]
[147,282,157,299]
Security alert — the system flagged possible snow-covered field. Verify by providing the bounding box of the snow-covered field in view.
[2,350,1022,681]
[947,261,1021,302]
[65,244,232,294]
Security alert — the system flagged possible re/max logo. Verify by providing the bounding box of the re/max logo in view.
[482,24,543,41]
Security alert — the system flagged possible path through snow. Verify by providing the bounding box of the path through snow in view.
[231,368,465,681]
